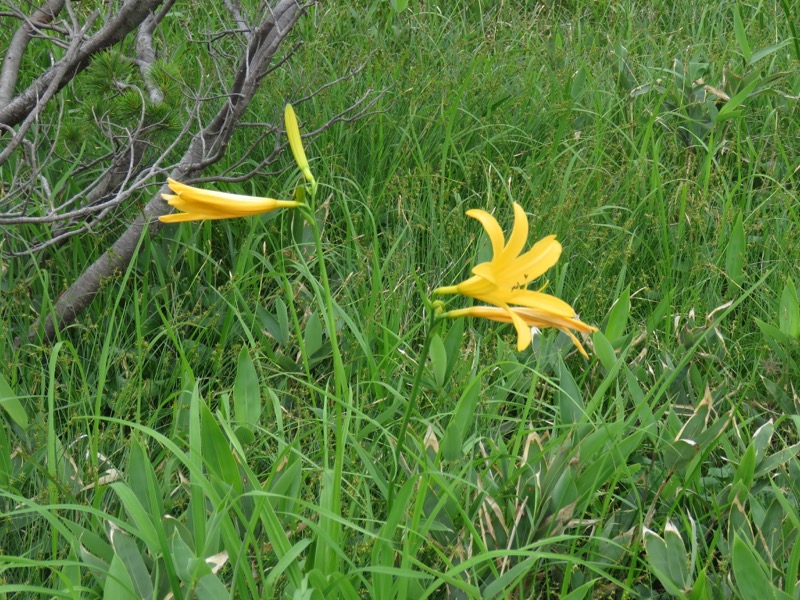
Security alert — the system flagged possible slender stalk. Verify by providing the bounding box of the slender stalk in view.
[390,308,440,506]
[299,193,348,575]
[299,203,347,401]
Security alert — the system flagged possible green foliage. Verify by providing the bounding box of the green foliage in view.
[2,0,799,598]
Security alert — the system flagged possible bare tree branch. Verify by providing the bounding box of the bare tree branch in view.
[0,11,96,166]
[224,0,252,43]
[31,0,309,343]
[0,0,66,106]
[135,0,176,104]
[0,0,165,129]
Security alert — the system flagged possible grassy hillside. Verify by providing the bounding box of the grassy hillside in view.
[1,1,799,597]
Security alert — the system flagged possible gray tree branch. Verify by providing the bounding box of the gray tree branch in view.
[0,0,66,106]
[32,0,308,343]
[0,0,165,129]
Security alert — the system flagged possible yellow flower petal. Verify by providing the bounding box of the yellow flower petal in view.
[504,304,533,351]
[436,205,572,311]
[465,209,505,259]
[501,203,529,268]
[443,304,597,357]
[503,290,575,316]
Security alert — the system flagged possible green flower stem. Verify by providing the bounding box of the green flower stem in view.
[299,196,347,573]
[299,203,347,402]
[390,306,441,506]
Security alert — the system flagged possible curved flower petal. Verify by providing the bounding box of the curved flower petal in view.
[444,304,597,356]
[466,209,506,260]
[504,304,533,351]
[503,290,575,316]
[500,203,529,269]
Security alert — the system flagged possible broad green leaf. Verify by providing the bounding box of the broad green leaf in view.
[442,317,465,383]
[195,573,231,599]
[664,522,690,590]
[778,278,800,338]
[561,579,598,600]
[730,440,756,504]
[749,39,793,66]
[664,438,700,470]
[725,212,745,285]
[591,330,617,372]
[373,477,417,598]
[428,333,447,389]
[646,290,673,335]
[128,437,163,518]
[482,557,537,598]
[110,528,154,600]
[304,311,324,357]
[571,64,587,100]
[752,419,774,465]
[715,77,760,122]
[604,286,630,343]
[200,401,242,495]
[693,410,732,453]
[233,346,261,441]
[688,569,710,600]
[59,548,83,594]
[643,528,684,596]
[391,0,409,12]
[755,441,800,477]
[753,318,792,353]
[275,298,290,345]
[0,373,28,430]
[0,421,11,487]
[170,528,210,583]
[267,446,302,516]
[732,533,790,600]
[557,356,583,424]
[104,553,139,600]
[733,6,751,63]
[441,374,481,461]
[111,483,160,551]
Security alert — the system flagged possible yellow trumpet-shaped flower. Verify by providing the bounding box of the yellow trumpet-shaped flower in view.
[285,103,315,189]
[158,178,301,223]
[434,203,563,308]
[443,305,597,357]
[434,202,596,355]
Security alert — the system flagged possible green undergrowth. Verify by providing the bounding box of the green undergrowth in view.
[1,0,799,598]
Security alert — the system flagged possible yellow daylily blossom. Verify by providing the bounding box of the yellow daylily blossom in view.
[434,203,563,308]
[434,202,596,355]
[285,103,315,188]
[443,305,597,357]
[158,178,301,223]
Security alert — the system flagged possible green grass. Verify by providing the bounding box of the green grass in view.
[2,0,800,597]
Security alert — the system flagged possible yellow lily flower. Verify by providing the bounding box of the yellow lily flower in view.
[434,203,563,307]
[158,178,301,223]
[285,103,316,189]
[443,305,597,357]
[434,202,596,355]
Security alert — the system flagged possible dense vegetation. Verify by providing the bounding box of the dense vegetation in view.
[1,1,799,597]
